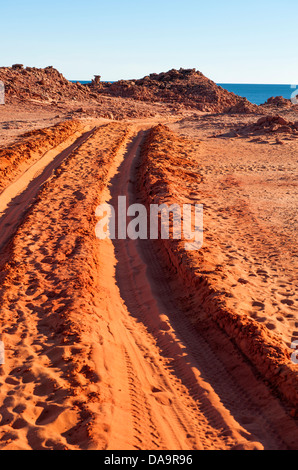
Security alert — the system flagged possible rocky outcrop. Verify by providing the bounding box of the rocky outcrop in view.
[0,65,260,115]
[98,68,259,114]
[0,66,169,120]
[0,66,91,103]
[262,96,293,108]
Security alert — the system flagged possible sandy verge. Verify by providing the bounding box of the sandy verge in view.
[0,126,96,258]
[0,120,85,193]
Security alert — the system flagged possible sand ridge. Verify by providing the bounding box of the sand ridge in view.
[137,124,297,410]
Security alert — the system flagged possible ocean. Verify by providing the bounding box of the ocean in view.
[218,83,296,106]
[72,81,296,106]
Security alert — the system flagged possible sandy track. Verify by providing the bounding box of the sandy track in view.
[100,129,297,450]
[0,122,297,449]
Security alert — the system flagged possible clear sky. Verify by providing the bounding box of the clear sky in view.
[0,0,297,84]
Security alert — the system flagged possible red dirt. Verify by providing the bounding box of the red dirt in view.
[0,67,297,450]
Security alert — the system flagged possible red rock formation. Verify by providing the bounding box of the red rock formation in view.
[0,65,260,115]
[0,66,91,103]
[98,68,259,114]
[262,96,293,108]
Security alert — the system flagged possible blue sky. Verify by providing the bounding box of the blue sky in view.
[0,0,297,83]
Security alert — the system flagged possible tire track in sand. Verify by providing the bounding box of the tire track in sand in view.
[96,130,227,450]
[123,348,163,450]
[103,128,298,450]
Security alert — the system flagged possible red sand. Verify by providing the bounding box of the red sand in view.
[0,68,297,449]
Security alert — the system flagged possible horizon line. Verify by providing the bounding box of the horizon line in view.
[69,79,296,86]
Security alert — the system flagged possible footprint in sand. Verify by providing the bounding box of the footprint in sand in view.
[237,278,248,285]
[280,299,294,306]
[252,301,265,310]
[265,322,276,331]
[35,403,65,426]
[151,386,172,406]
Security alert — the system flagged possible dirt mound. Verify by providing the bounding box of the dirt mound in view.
[262,96,293,108]
[219,115,298,138]
[0,65,92,104]
[97,68,258,114]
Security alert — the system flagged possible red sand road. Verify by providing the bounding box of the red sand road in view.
[0,122,297,449]
[94,129,298,449]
